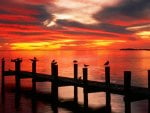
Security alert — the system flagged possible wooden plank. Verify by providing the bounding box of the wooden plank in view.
[4,70,15,76]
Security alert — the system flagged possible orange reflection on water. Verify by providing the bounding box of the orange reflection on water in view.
[1,50,150,85]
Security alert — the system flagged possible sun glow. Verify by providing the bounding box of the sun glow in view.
[11,42,56,50]
[92,40,126,46]
[10,40,76,50]
[136,31,150,39]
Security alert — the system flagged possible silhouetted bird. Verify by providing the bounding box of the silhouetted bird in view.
[104,61,109,65]
[73,60,78,63]
[11,58,21,62]
[78,76,82,80]
[51,60,57,66]
[53,60,57,64]
[52,59,55,63]
[30,57,37,61]
[33,57,39,61]
[84,64,89,67]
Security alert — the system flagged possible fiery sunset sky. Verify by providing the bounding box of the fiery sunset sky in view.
[0,0,150,50]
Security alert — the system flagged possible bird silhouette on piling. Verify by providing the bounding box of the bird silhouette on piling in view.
[30,57,38,61]
[11,58,22,62]
[84,64,89,68]
[52,59,55,63]
[52,59,57,65]
[33,57,37,61]
[73,60,78,64]
[104,61,109,66]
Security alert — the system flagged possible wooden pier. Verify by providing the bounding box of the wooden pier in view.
[1,58,150,113]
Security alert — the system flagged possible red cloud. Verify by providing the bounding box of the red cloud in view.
[0,14,38,22]
[0,4,39,16]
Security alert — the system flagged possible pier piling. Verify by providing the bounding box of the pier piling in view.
[124,71,131,93]
[124,96,131,113]
[124,71,131,113]
[51,62,59,105]
[105,66,111,112]
[11,58,22,92]
[83,67,88,111]
[73,61,78,104]
[1,58,5,91]
[148,70,150,113]
[30,57,38,94]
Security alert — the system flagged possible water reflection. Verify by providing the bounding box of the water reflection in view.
[1,80,150,113]
[0,88,115,113]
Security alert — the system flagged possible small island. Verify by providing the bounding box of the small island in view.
[120,48,150,51]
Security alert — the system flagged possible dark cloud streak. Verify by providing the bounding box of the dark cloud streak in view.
[56,19,133,34]
[94,0,150,23]
[10,32,46,36]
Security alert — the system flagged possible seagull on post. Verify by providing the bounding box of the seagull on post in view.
[52,59,56,64]
[73,60,78,64]
[52,59,57,65]
[52,59,55,63]
[33,57,37,60]
[104,61,109,66]
[84,64,89,68]
[30,57,38,61]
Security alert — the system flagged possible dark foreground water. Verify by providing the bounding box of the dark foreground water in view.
[0,50,150,113]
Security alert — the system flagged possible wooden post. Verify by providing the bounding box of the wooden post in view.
[105,66,110,86]
[1,58,5,91]
[83,67,88,111]
[51,62,58,105]
[124,96,131,113]
[124,71,131,113]
[54,64,58,80]
[73,61,78,104]
[15,89,21,109]
[105,66,111,112]
[11,58,22,92]
[30,57,38,94]
[12,58,22,109]
[51,61,54,95]
[148,70,150,89]
[124,71,131,93]
[51,61,55,75]
[16,59,21,92]
[83,67,88,83]
[148,70,150,113]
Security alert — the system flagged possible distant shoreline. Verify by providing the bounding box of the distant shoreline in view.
[120,48,150,51]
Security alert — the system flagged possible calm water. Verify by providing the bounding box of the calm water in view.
[0,50,150,113]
